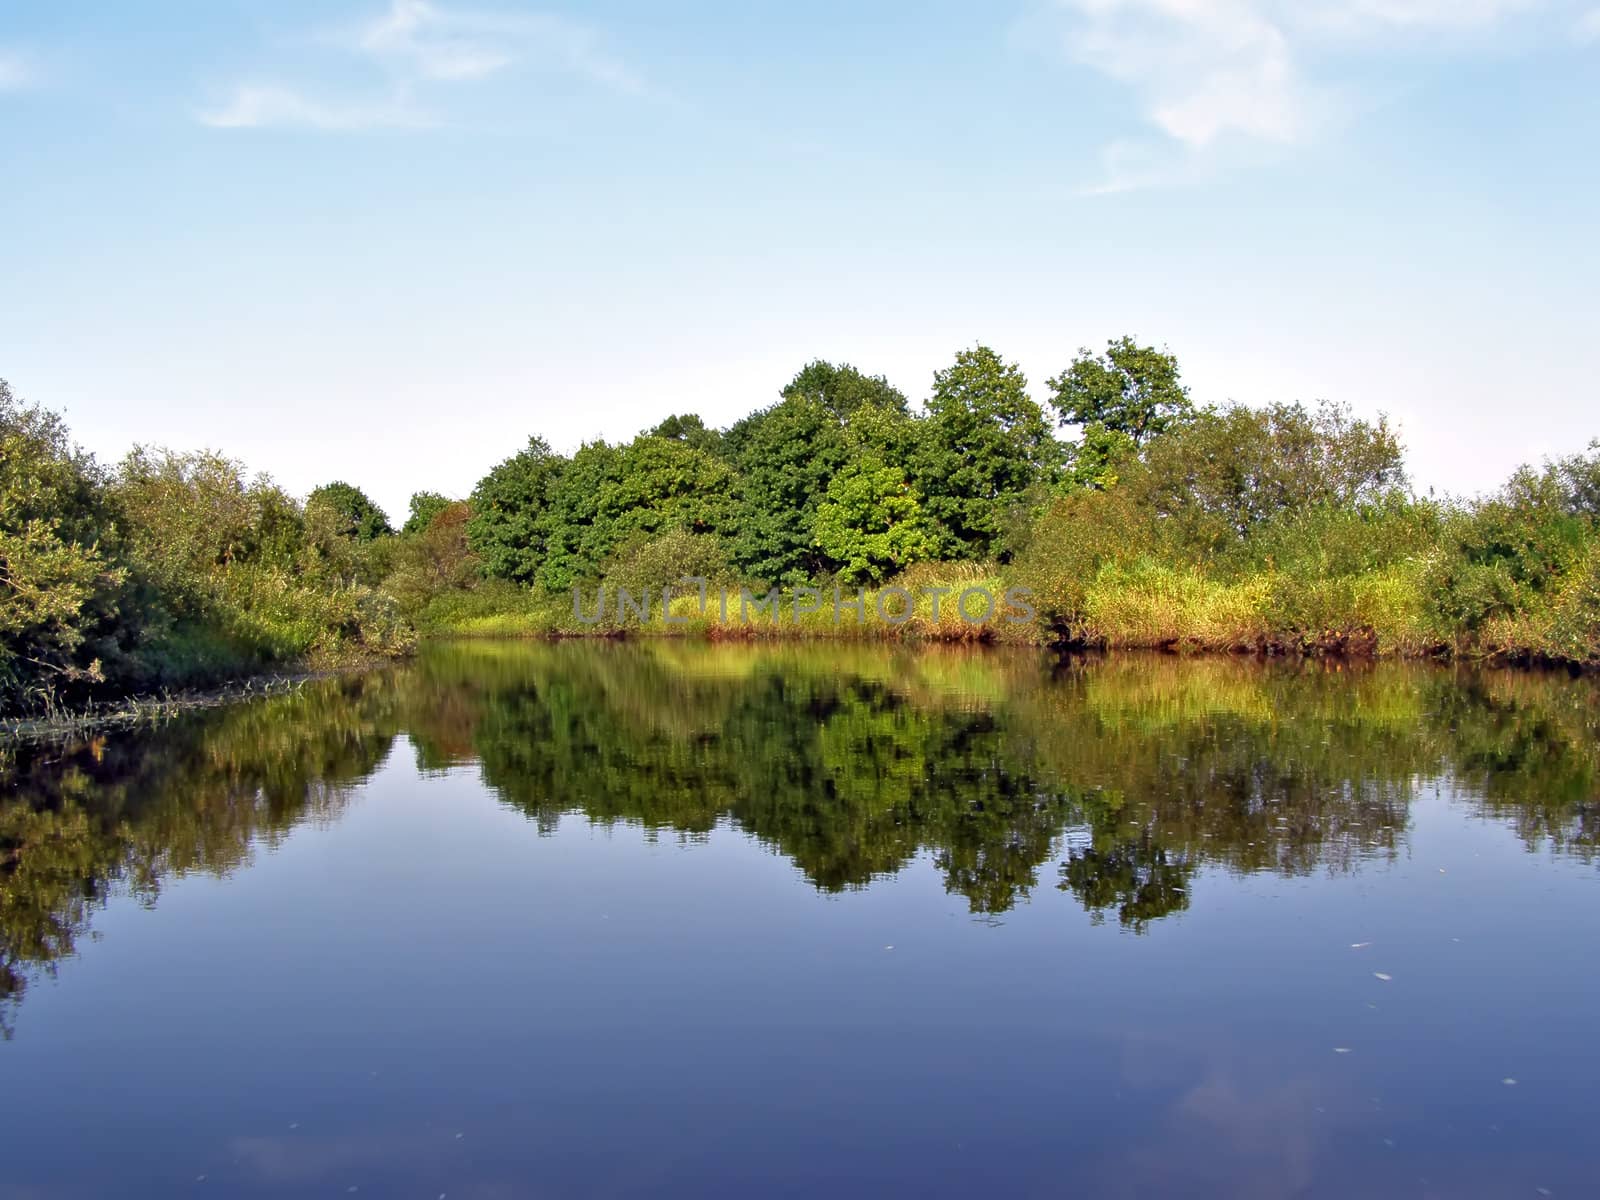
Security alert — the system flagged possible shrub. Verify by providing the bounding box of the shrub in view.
[601,529,736,601]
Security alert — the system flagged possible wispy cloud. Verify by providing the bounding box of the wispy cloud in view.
[1577,6,1600,39]
[0,48,35,91]
[198,85,433,131]
[201,0,646,131]
[351,0,645,92]
[1047,0,1564,191]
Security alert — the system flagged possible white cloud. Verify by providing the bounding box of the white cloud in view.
[355,0,514,81]
[1056,1,1325,151]
[1052,0,1560,189]
[350,0,645,92]
[0,49,34,91]
[1577,6,1600,39]
[203,1,645,131]
[198,85,433,131]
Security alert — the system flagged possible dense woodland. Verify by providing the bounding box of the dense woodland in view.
[4,338,1600,714]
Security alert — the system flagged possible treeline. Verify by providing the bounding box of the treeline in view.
[5,338,1600,712]
[409,338,1600,666]
[1,380,412,714]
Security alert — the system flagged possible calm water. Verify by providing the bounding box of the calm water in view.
[3,642,1598,1199]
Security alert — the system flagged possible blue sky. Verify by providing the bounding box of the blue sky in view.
[3,0,1597,520]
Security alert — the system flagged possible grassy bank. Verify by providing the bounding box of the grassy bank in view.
[405,559,1594,669]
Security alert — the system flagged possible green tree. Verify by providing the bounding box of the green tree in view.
[0,382,127,707]
[401,491,453,536]
[537,441,624,591]
[781,360,909,418]
[305,481,391,542]
[729,398,850,584]
[384,501,480,616]
[467,437,567,586]
[1048,337,1193,448]
[113,448,305,596]
[647,414,723,455]
[597,436,738,549]
[1131,401,1407,552]
[812,456,938,584]
[914,345,1059,559]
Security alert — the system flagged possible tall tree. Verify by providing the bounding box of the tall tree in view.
[1048,337,1192,489]
[1047,337,1193,447]
[306,481,392,542]
[647,413,723,455]
[729,397,850,584]
[914,346,1059,560]
[597,435,737,548]
[467,437,567,586]
[536,440,623,591]
[781,360,909,419]
[402,491,453,536]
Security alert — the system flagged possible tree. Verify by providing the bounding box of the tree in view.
[305,481,391,542]
[1048,338,1193,488]
[1,381,126,707]
[113,448,304,593]
[813,457,938,584]
[467,437,567,586]
[647,413,723,455]
[402,491,453,536]
[383,501,480,616]
[913,345,1059,560]
[1048,337,1193,447]
[729,398,850,584]
[1132,401,1407,551]
[781,360,909,419]
[511,436,733,592]
[536,441,623,591]
[596,435,737,548]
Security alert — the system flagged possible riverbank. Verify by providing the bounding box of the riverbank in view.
[0,664,388,743]
[413,567,1596,672]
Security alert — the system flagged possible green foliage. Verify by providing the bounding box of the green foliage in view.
[1064,422,1138,491]
[1048,336,1193,446]
[383,501,481,619]
[1131,401,1407,554]
[467,436,566,586]
[914,345,1059,560]
[781,359,909,418]
[1425,456,1596,642]
[536,440,624,591]
[729,397,850,584]
[113,448,305,594]
[600,436,737,547]
[0,381,127,706]
[647,413,723,455]
[601,529,736,599]
[403,491,454,536]
[813,457,939,584]
[305,481,392,542]
[2,387,416,713]
[8,338,1600,710]
[1548,544,1600,665]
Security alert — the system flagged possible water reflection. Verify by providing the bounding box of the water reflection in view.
[3,642,1597,1033]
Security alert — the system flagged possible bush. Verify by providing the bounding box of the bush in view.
[601,529,736,601]
[1,381,130,709]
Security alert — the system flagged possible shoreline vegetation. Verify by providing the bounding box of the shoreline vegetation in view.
[5,337,1600,719]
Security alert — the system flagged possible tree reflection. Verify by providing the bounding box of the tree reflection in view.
[3,643,1598,1032]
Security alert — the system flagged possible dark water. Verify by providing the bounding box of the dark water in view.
[3,643,1598,1199]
